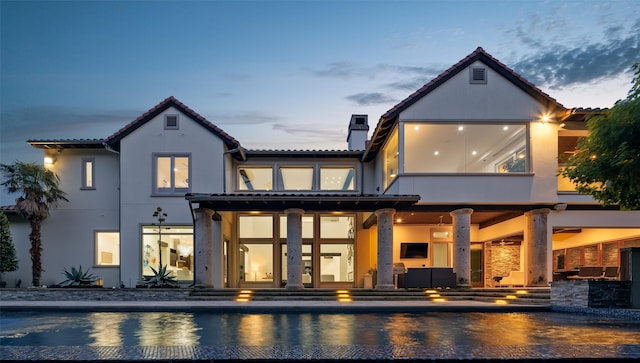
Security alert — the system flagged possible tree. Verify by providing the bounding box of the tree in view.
[1,161,67,286]
[562,64,640,210]
[0,210,19,286]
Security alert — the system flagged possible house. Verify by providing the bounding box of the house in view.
[4,47,639,290]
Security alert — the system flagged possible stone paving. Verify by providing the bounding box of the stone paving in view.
[2,344,640,361]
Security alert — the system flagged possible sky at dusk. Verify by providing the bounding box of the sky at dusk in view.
[1,0,639,204]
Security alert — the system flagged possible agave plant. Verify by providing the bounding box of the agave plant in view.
[60,265,97,287]
[142,264,178,288]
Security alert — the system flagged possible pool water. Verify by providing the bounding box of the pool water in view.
[1,311,639,347]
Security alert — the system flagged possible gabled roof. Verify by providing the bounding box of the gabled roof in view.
[363,47,567,161]
[104,96,242,154]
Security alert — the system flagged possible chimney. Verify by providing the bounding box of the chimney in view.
[347,114,369,151]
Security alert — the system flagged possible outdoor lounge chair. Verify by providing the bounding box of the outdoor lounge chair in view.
[566,266,604,280]
[500,270,524,286]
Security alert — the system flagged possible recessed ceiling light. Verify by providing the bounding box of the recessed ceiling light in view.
[458,126,464,131]
[503,126,509,130]
[434,150,439,155]
[472,150,477,155]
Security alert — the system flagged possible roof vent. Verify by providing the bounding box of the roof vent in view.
[470,66,487,84]
[165,115,179,129]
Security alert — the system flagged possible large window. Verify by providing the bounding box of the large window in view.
[279,167,313,190]
[238,167,273,190]
[238,165,357,192]
[403,123,528,173]
[238,215,274,283]
[319,214,355,283]
[320,167,355,190]
[142,225,193,280]
[154,154,190,194]
[383,128,399,188]
[96,232,119,266]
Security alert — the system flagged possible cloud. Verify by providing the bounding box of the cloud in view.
[345,93,397,106]
[0,106,139,141]
[513,35,640,89]
[272,123,345,140]
[308,61,364,78]
[508,10,640,89]
[207,111,281,125]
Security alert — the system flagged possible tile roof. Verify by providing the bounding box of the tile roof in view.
[363,47,567,161]
[104,96,241,151]
[244,149,364,158]
[0,205,17,214]
[186,192,421,212]
[28,139,105,149]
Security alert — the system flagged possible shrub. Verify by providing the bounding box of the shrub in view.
[142,264,178,288]
[60,265,97,287]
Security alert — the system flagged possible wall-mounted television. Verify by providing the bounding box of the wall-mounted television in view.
[400,242,428,259]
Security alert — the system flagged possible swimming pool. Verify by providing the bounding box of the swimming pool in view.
[2,311,640,347]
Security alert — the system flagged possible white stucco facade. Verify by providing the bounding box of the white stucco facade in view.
[3,48,638,290]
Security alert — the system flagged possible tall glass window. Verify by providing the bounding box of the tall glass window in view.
[96,231,119,266]
[82,158,95,189]
[238,167,273,191]
[142,225,193,280]
[383,128,399,188]
[319,214,355,283]
[320,167,355,190]
[238,215,274,283]
[403,123,528,173]
[154,154,190,194]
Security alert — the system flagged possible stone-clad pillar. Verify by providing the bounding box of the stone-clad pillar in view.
[524,208,551,287]
[375,208,396,290]
[450,208,473,287]
[285,208,305,290]
[194,208,214,288]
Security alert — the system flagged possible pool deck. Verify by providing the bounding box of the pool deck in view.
[0,298,552,312]
[2,298,640,362]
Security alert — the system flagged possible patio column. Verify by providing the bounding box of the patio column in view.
[194,208,214,288]
[524,208,551,287]
[375,208,396,290]
[285,208,305,290]
[451,208,473,288]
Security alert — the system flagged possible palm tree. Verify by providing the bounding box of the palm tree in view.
[1,161,67,287]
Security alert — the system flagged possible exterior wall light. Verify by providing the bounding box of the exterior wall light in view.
[44,156,55,165]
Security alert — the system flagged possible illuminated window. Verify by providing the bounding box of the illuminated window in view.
[403,123,528,173]
[383,127,399,188]
[320,167,355,190]
[96,231,119,266]
[142,225,193,280]
[154,154,190,194]
[82,158,95,189]
[279,167,313,190]
[238,167,272,191]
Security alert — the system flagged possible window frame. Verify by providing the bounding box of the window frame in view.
[81,157,96,190]
[153,153,191,195]
[95,231,120,266]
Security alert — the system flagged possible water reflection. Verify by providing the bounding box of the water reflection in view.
[1,311,640,347]
[135,312,200,346]
[88,312,127,346]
